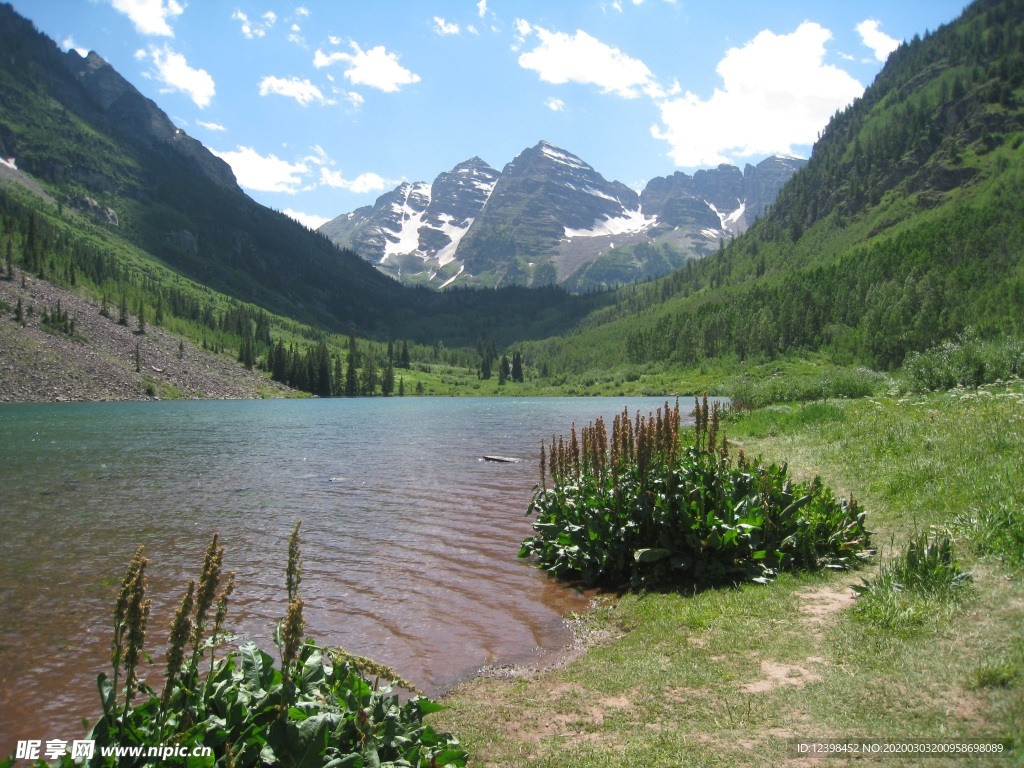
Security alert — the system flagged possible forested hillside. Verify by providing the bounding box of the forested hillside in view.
[524,0,1024,377]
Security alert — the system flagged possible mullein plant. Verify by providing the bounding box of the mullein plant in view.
[14,524,467,767]
[523,398,871,589]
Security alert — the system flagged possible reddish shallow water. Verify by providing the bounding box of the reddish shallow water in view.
[0,396,679,753]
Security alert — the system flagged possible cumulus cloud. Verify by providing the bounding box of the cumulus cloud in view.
[141,45,215,108]
[61,36,89,57]
[545,96,566,111]
[211,145,309,193]
[517,24,660,99]
[283,209,329,230]
[313,42,420,93]
[856,19,900,62]
[258,75,330,106]
[110,0,184,37]
[651,21,863,166]
[319,168,390,194]
[477,0,488,18]
[434,17,460,35]
[196,119,226,131]
[232,9,277,39]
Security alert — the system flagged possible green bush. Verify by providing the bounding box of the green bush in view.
[519,399,872,589]
[901,331,1024,392]
[724,367,887,408]
[16,524,466,768]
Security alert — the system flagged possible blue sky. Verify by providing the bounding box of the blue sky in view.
[14,1,968,228]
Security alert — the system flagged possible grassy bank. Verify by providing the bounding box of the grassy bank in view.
[434,382,1024,766]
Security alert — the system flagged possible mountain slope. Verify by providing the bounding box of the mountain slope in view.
[320,143,803,291]
[0,3,613,351]
[523,0,1024,375]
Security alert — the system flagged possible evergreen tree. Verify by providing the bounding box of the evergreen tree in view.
[400,340,411,368]
[360,349,378,396]
[511,351,524,382]
[154,293,164,325]
[498,355,508,385]
[345,334,359,396]
[382,361,395,396]
[137,297,146,334]
[15,297,24,325]
[134,341,141,373]
[313,340,332,397]
[398,377,405,396]
[4,240,13,280]
[178,339,185,360]
[118,292,129,326]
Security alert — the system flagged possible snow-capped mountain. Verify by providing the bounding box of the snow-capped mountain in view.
[319,157,498,286]
[319,142,805,290]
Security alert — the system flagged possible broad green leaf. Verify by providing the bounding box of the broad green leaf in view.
[634,548,671,563]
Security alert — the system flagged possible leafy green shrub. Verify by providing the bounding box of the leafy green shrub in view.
[519,399,872,589]
[25,524,466,768]
[901,331,1024,392]
[724,367,887,408]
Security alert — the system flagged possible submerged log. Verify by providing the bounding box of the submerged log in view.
[482,455,524,463]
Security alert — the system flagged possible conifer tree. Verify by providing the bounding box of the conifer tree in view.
[345,334,359,396]
[118,292,129,326]
[511,351,524,382]
[137,297,146,334]
[382,361,395,396]
[360,350,378,396]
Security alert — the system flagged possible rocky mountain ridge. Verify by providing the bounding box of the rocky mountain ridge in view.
[319,142,806,291]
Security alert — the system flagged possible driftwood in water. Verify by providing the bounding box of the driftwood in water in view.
[482,455,524,463]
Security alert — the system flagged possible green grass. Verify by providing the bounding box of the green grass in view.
[435,382,1024,766]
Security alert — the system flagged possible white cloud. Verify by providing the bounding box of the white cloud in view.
[61,36,89,57]
[196,119,226,131]
[434,17,460,35]
[651,21,863,166]
[283,209,329,230]
[477,0,488,18]
[211,145,308,193]
[232,9,277,39]
[856,19,900,62]
[143,45,216,108]
[546,96,566,111]
[319,168,390,194]
[110,0,184,37]
[258,75,330,106]
[295,6,309,17]
[517,25,658,99]
[313,42,420,93]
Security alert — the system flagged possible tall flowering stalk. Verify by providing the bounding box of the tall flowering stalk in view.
[110,546,151,724]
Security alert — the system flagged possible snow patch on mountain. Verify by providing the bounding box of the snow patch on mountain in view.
[382,182,431,259]
[706,199,745,235]
[539,142,590,171]
[564,209,658,238]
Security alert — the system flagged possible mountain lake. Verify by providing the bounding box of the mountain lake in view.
[0,395,689,752]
